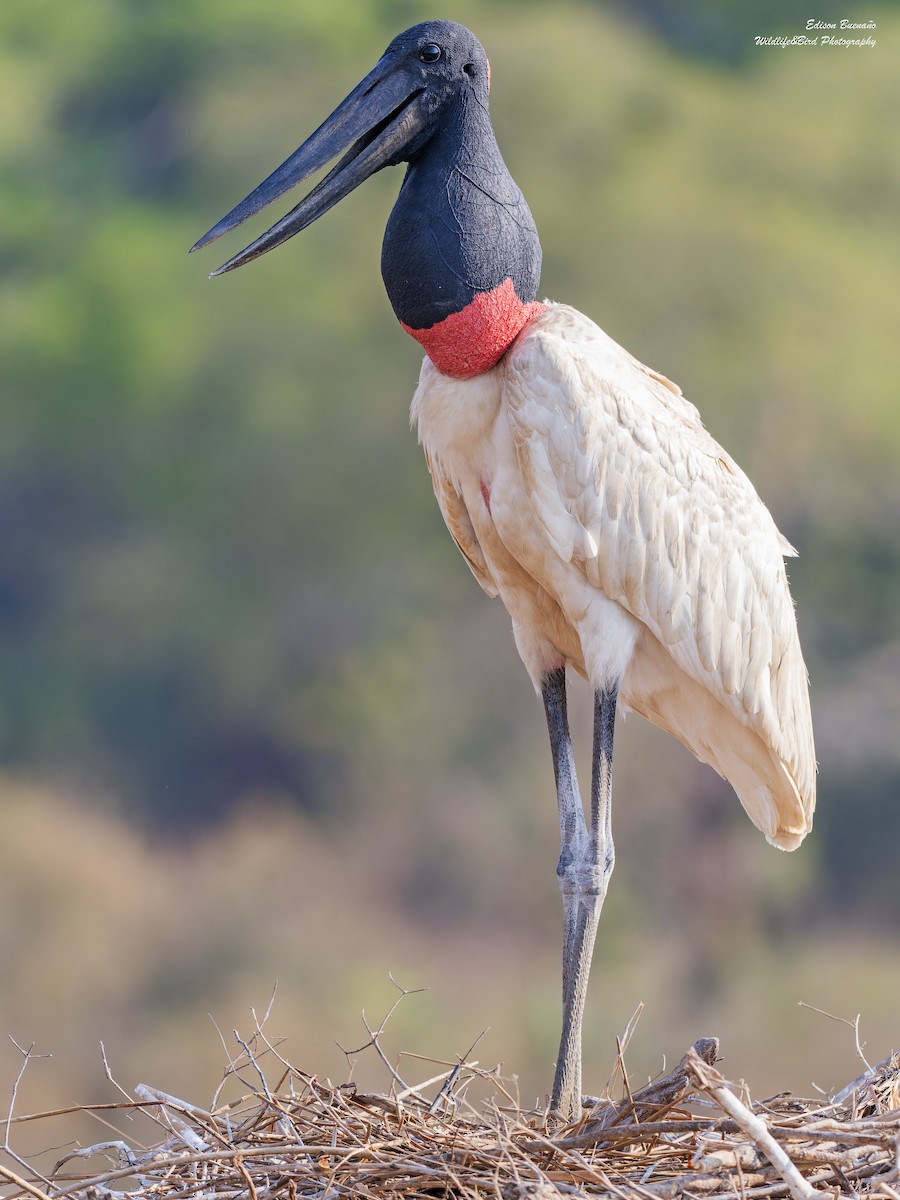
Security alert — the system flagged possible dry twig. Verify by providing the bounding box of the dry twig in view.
[2,1024,899,1200]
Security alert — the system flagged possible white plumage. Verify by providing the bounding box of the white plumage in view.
[413,303,815,851]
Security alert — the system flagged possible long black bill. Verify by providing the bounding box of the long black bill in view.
[191,55,427,276]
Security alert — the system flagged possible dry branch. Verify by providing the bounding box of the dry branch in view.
[685,1049,819,1200]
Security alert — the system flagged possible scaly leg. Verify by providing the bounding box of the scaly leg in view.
[542,669,618,1121]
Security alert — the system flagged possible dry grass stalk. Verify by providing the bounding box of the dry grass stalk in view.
[2,1022,898,1200]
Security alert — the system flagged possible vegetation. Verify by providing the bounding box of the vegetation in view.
[0,0,897,1119]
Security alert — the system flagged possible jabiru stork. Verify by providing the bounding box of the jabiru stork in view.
[192,20,816,1122]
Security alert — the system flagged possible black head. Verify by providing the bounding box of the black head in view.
[383,20,491,114]
[191,21,492,275]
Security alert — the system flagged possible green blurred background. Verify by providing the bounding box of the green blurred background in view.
[1,0,899,1152]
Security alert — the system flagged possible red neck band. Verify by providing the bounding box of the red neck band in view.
[402,278,546,379]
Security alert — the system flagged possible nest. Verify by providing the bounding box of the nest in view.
[2,1016,899,1200]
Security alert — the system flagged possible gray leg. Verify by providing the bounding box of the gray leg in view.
[542,669,618,1121]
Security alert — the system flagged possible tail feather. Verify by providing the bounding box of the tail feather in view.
[624,632,815,850]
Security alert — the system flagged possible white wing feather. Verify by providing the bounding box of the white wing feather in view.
[423,447,499,598]
[503,305,815,848]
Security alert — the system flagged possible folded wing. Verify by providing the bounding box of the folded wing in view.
[504,305,815,848]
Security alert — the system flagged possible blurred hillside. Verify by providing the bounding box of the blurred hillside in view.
[1,0,899,1132]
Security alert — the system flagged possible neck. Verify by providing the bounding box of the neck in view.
[381,88,543,379]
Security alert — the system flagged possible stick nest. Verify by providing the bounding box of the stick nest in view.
[3,1029,899,1200]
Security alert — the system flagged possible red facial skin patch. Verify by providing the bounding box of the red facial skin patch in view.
[402,278,546,380]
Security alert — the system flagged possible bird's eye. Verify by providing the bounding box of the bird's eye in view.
[418,43,442,63]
